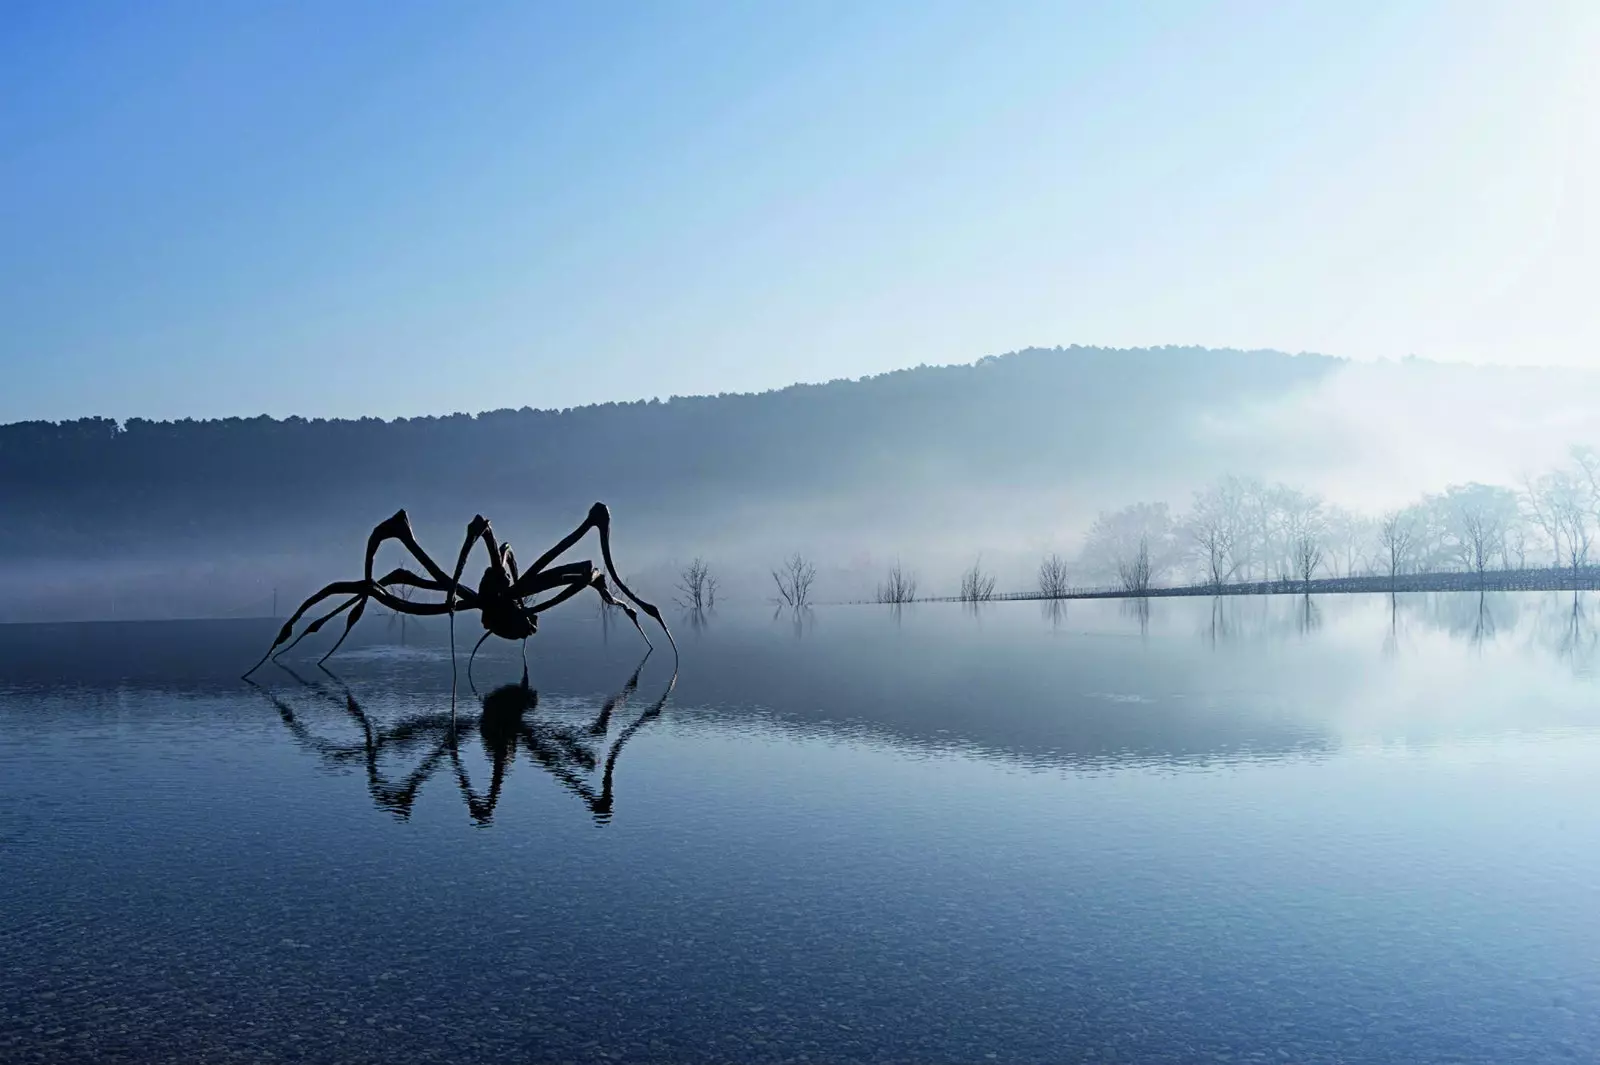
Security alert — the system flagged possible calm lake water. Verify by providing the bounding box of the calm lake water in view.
[2,593,1598,1063]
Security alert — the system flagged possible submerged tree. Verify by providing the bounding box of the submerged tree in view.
[1037,553,1071,599]
[771,553,817,609]
[958,557,998,603]
[1117,536,1154,595]
[876,562,918,605]
[1080,502,1178,585]
[676,557,718,612]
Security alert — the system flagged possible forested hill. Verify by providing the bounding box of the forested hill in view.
[1,346,1337,559]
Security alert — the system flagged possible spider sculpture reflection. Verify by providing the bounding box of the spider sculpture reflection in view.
[244,502,674,676]
[252,656,673,825]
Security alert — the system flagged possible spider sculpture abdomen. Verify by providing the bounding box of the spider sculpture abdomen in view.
[478,565,537,641]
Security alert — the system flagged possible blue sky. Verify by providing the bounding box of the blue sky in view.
[2,0,1595,421]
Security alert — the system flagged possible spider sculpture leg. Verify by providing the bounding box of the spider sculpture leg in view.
[510,503,676,656]
[274,566,459,662]
[518,660,676,822]
[516,563,654,646]
[277,565,455,662]
[445,515,515,672]
[587,667,677,820]
[246,513,492,675]
[243,579,456,677]
[340,511,498,663]
[587,655,646,736]
[466,630,494,690]
[272,594,362,660]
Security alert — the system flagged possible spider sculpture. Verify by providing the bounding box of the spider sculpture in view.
[244,502,674,676]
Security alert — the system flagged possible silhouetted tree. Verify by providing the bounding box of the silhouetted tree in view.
[1291,532,1323,592]
[1080,502,1177,584]
[1324,505,1374,577]
[676,557,718,612]
[1187,505,1235,591]
[1187,479,1245,585]
[1037,554,1071,599]
[1117,536,1153,595]
[876,562,917,604]
[1378,510,1415,591]
[772,553,816,608]
[958,557,997,603]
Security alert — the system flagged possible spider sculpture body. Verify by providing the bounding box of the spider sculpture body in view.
[244,502,674,676]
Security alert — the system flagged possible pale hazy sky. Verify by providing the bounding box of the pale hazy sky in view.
[2,0,1596,422]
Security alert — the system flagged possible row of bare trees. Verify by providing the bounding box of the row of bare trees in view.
[1078,447,1600,593]
[679,449,1600,610]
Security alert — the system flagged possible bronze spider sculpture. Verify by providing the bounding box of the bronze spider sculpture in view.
[244,502,675,677]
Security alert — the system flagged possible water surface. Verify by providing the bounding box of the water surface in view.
[2,593,1598,1063]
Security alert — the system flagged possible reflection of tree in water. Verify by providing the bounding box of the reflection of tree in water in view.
[1382,594,1401,659]
[1555,594,1598,672]
[1295,594,1321,637]
[1205,596,1228,647]
[1120,597,1150,639]
[773,604,816,639]
[1041,598,1066,632]
[1381,591,1600,669]
[1470,592,1497,650]
[1393,592,1514,647]
[1527,592,1599,674]
[250,656,674,825]
[1202,595,1308,647]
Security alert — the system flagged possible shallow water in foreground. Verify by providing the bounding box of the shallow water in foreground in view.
[2,593,1599,1063]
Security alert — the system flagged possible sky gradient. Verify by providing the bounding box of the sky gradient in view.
[2,0,1596,422]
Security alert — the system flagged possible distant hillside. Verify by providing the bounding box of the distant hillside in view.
[0,345,1335,557]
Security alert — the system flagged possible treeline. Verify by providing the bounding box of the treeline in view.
[792,450,1600,606]
[1074,448,1600,592]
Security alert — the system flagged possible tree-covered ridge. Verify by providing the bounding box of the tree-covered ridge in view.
[0,345,1338,555]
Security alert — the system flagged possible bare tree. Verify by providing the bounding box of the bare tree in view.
[958,557,997,603]
[1558,498,1594,587]
[1037,553,1071,599]
[1188,519,1234,592]
[1502,524,1527,570]
[1459,510,1497,587]
[771,553,817,608]
[1269,486,1325,582]
[1523,472,1565,567]
[1117,536,1153,595]
[1291,531,1323,593]
[1324,505,1375,578]
[1530,467,1594,586]
[1188,480,1246,584]
[1441,483,1517,582]
[876,562,918,604]
[1080,502,1176,585]
[1378,511,1415,591]
[676,557,718,612]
